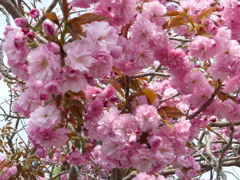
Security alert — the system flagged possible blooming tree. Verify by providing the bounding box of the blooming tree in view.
[1,0,240,179]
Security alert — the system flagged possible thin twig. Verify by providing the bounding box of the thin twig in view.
[0,6,11,25]
[131,72,170,79]
[169,36,191,42]
[187,84,221,120]
[218,124,234,171]
[159,92,180,103]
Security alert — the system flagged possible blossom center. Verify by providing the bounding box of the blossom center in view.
[41,59,48,67]
[76,56,82,62]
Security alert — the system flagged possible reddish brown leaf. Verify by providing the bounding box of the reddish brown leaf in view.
[62,0,69,21]
[55,95,62,108]
[68,23,86,38]
[109,80,124,97]
[68,13,109,25]
[164,11,183,16]
[142,88,157,105]
[130,79,141,91]
[69,99,84,120]
[158,106,185,118]
[197,6,217,20]
[161,119,174,130]
[44,12,59,25]
[168,16,186,28]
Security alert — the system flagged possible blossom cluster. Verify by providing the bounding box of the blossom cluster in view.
[0,156,17,180]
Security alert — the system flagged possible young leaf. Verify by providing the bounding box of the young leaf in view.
[161,119,174,130]
[164,11,183,16]
[142,88,157,105]
[158,106,185,118]
[109,80,124,97]
[168,16,186,28]
[67,13,110,25]
[68,99,84,120]
[197,6,217,20]
[44,12,59,25]
[62,0,69,21]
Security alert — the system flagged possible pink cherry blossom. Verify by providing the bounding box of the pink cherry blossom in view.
[68,151,87,165]
[43,21,56,36]
[63,39,93,72]
[29,105,61,130]
[142,1,167,26]
[135,104,160,132]
[88,52,113,78]
[190,36,218,61]
[35,148,48,158]
[112,113,137,142]
[130,16,157,44]
[70,0,99,8]
[3,27,30,65]
[28,43,61,82]
[86,98,104,120]
[57,68,87,93]
[36,128,56,148]
[54,128,69,147]
[83,21,119,53]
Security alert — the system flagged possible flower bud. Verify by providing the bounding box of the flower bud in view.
[15,18,27,28]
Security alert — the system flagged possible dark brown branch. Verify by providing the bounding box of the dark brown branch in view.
[211,121,240,128]
[10,0,17,8]
[124,75,130,113]
[110,168,119,180]
[17,0,25,16]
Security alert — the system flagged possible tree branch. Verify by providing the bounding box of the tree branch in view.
[131,72,170,79]
[0,0,23,19]
[0,6,11,25]
[187,84,221,120]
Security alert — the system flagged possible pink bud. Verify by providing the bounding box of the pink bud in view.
[15,18,27,28]
[29,9,40,18]
[27,32,35,40]
[43,21,56,36]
